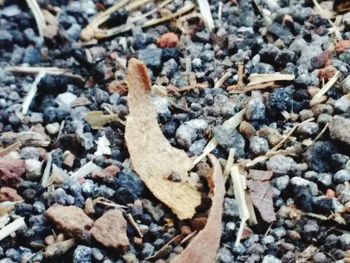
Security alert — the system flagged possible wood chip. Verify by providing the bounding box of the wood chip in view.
[85,111,120,130]
[0,131,50,147]
[44,238,76,258]
[125,58,201,220]
[171,155,224,263]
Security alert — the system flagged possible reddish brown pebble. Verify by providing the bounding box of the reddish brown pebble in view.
[84,198,95,216]
[326,189,336,198]
[190,217,207,231]
[0,187,23,202]
[90,209,129,250]
[45,205,94,240]
[318,66,337,81]
[0,158,26,186]
[156,33,179,48]
[336,40,350,54]
[180,225,192,235]
[239,121,256,139]
[92,165,120,180]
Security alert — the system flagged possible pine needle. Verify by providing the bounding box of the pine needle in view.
[26,0,45,41]
[310,71,341,106]
[197,0,215,31]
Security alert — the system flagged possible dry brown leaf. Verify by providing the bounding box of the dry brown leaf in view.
[85,111,120,129]
[171,155,224,263]
[246,180,276,223]
[125,58,201,220]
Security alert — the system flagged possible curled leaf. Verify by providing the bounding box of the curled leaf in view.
[171,155,224,263]
[125,58,201,220]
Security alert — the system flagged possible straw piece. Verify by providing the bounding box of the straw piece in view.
[0,217,26,241]
[197,0,215,31]
[310,71,341,106]
[22,71,46,114]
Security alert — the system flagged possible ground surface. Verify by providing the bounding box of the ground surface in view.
[1,0,350,262]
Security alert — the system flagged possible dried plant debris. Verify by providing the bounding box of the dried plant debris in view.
[171,155,224,263]
[247,73,295,86]
[85,111,122,130]
[44,238,77,258]
[197,0,214,31]
[0,217,26,242]
[125,58,201,220]
[25,0,45,41]
[0,131,50,147]
[246,177,276,223]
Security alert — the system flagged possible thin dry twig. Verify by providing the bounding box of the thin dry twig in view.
[0,141,21,157]
[26,0,45,41]
[22,71,46,114]
[310,71,341,106]
[71,161,101,178]
[126,213,143,238]
[197,0,215,31]
[214,70,232,89]
[247,73,294,86]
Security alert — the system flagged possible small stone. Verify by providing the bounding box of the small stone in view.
[268,22,293,45]
[257,126,282,146]
[73,245,92,263]
[313,252,327,263]
[304,141,338,172]
[213,127,245,158]
[249,136,269,156]
[239,121,256,139]
[334,96,350,113]
[0,158,26,186]
[273,175,289,191]
[45,122,60,136]
[340,233,350,249]
[342,76,350,94]
[262,235,275,245]
[245,94,266,121]
[331,153,349,170]
[0,187,23,202]
[296,122,319,137]
[91,248,104,262]
[161,59,178,78]
[20,147,40,160]
[216,247,234,263]
[176,124,196,148]
[266,155,295,174]
[268,86,294,112]
[25,159,43,181]
[316,173,332,187]
[329,115,350,145]
[141,243,155,258]
[0,30,13,48]
[45,205,94,239]
[334,169,350,184]
[262,255,281,263]
[90,209,129,250]
[55,92,77,108]
[157,32,179,48]
[63,151,75,168]
[138,48,163,70]
[23,46,41,64]
[92,165,120,180]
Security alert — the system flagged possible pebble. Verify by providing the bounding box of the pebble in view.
[45,205,94,240]
[316,173,332,187]
[213,127,246,158]
[266,154,295,174]
[313,252,327,263]
[216,247,234,263]
[55,92,77,108]
[296,122,319,137]
[273,175,289,191]
[113,170,144,204]
[91,248,104,262]
[73,245,92,263]
[268,86,294,112]
[334,169,350,184]
[262,255,281,263]
[249,136,269,156]
[303,141,338,172]
[0,158,26,186]
[141,243,155,258]
[0,30,13,48]
[91,209,129,250]
[329,115,350,145]
[175,124,196,148]
[25,159,42,181]
[268,22,293,45]
[245,94,266,121]
[340,233,350,250]
[138,48,163,70]
[23,46,40,64]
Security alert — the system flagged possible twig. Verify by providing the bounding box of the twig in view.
[247,73,294,86]
[179,231,197,245]
[223,149,235,178]
[215,70,232,89]
[5,66,84,83]
[313,122,329,142]
[167,82,208,93]
[310,71,341,106]
[26,0,45,41]
[229,82,281,93]
[0,141,21,157]
[146,234,181,261]
[22,71,46,114]
[231,165,250,246]
[41,152,52,187]
[197,0,215,31]
[126,213,143,238]
[71,161,101,178]
[0,217,26,241]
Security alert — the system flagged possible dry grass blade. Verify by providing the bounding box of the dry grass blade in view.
[22,71,46,114]
[248,73,294,86]
[171,155,225,263]
[26,0,45,41]
[0,217,26,241]
[310,71,341,106]
[125,58,201,220]
[223,149,235,178]
[41,152,52,187]
[215,70,232,89]
[197,0,215,31]
[231,165,250,246]
[0,141,21,157]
